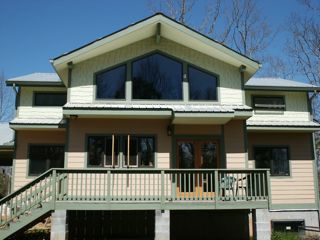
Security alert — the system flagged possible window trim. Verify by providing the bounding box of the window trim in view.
[251,95,286,111]
[85,133,157,169]
[131,51,184,101]
[187,64,219,102]
[253,145,291,177]
[94,63,127,101]
[27,144,65,177]
[32,91,67,107]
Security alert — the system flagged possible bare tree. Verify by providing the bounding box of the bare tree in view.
[0,71,15,122]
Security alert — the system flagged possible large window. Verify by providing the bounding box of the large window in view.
[29,145,64,176]
[34,92,67,106]
[87,135,155,168]
[254,147,289,176]
[252,96,285,110]
[96,65,126,99]
[132,53,183,100]
[188,66,218,101]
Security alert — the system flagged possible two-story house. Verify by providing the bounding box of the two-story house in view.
[1,13,320,240]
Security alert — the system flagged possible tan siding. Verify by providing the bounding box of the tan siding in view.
[18,87,66,119]
[174,125,221,135]
[68,119,171,169]
[13,130,65,190]
[248,132,316,205]
[70,37,243,104]
[224,120,246,168]
[246,91,310,122]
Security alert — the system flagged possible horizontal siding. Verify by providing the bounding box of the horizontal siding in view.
[70,37,242,104]
[248,132,316,205]
[13,130,66,190]
[246,91,310,122]
[18,86,66,119]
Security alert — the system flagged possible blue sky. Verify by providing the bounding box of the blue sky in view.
[0,0,302,79]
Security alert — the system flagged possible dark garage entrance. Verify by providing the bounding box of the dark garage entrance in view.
[68,210,155,239]
[170,210,250,240]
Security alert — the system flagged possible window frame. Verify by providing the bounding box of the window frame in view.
[33,91,67,107]
[253,145,291,177]
[131,52,184,101]
[252,95,286,111]
[94,63,127,101]
[28,144,65,177]
[86,134,157,168]
[271,220,305,233]
[187,64,219,102]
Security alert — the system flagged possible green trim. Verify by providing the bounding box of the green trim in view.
[243,122,248,168]
[67,61,73,102]
[252,145,292,178]
[221,125,226,168]
[65,119,70,168]
[6,81,64,87]
[84,133,158,169]
[307,92,313,121]
[311,133,319,210]
[126,61,132,101]
[155,22,161,44]
[270,203,318,210]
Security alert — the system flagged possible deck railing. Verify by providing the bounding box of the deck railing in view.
[0,168,270,228]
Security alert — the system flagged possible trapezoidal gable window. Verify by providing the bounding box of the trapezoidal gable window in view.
[96,65,126,99]
[34,92,67,106]
[188,66,218,101]
[132,53,183,100]
[28,145,65,176]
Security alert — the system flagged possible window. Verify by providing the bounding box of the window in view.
[87,135,155,168]
[96,65,126,99]
[272,220,305,233]
[254,147,289,176]
[132,53,182,100]
[29,145,64,176]
[34,92,67,106]
[87,136,119,167]
[188,66,218,101]
[252,96,285,110]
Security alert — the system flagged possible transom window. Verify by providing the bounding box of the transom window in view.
[87,135,155,168]
[34,92,67,106]
[29,145,65,176]
[252,96,285,110]
[132,53,183,100]
[188,66,218,101]
[254,147,289,176]
[96,65,126,99]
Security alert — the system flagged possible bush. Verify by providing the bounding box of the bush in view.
[271,231,300,240]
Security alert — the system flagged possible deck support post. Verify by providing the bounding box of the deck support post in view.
[50,210,68,240]
[155,210,170,240]
[253,209,270,240]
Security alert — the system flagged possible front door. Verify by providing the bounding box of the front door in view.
[176,139,219,195]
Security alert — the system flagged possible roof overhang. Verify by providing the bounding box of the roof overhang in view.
[247,126,320,132]
[51,14,260,77]
[9,118,66,130]
[244,86,320,92]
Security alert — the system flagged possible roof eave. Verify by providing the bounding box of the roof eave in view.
[6,80,65,87]
[244,86,320,92]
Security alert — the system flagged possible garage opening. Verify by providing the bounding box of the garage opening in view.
[68,210,155,239]
[170,210,250,240]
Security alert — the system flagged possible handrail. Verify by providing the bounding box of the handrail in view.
[0,169,53,204]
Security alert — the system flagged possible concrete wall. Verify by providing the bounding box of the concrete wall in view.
[69,37,243,105]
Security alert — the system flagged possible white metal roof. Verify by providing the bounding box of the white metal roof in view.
[0,123,14,146]
[245,77,320,91]
[10,118,66,125]
[247,119,320,128]
[6,73,63,86]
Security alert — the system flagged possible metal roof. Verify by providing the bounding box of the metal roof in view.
[63,103,252,113]
[6,73,63,86]
[245,77,320,91]
[247,119,320,128]
[0,123,14,146]
[10,118,66,125]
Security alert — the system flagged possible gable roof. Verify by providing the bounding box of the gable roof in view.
[51,13,260,76]
[245,77,320,91]
[6,72,63,87]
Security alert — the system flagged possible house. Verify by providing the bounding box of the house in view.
[1,13,320,240]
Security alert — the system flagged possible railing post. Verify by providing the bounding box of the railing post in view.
[107,170,111,203]
[214,170,218,209]
[52,169,57,210]
[161,170,165,208]
[266,170,272,209]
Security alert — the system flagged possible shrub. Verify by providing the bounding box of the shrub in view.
[271,231,300,240]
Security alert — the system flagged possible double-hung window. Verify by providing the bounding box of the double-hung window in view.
[254,147,290,176]
[87,135,155,168]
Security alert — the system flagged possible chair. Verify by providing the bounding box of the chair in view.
[220,176,236,199]
[236,175,248,199]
